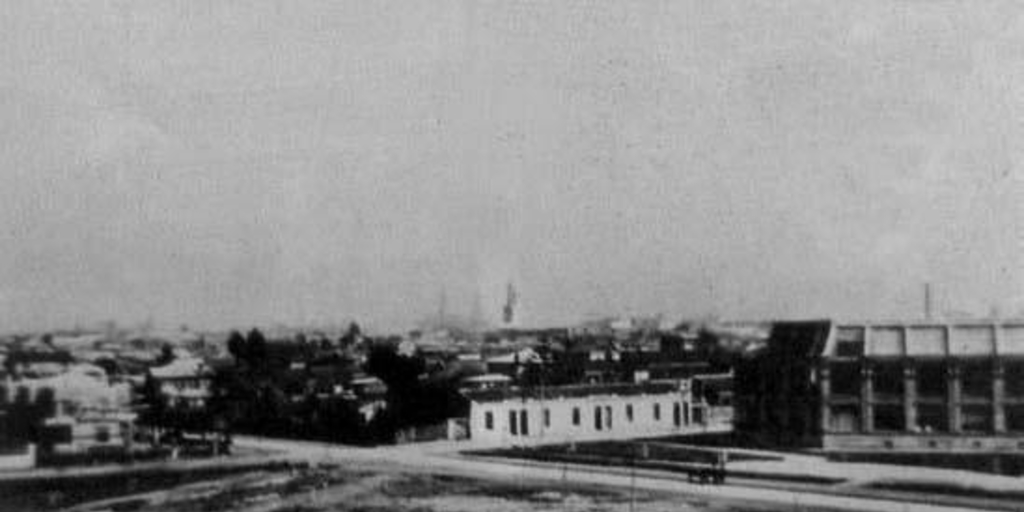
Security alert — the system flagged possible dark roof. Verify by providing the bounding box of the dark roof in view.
[464,381,680,402]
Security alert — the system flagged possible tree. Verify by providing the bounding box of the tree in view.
[227,330,246,361]
[340,321,362,347]
[245,328,268,369]
[155,344,175,366]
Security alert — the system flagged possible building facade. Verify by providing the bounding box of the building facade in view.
[734,319,1024,472]
[466,381,728,446]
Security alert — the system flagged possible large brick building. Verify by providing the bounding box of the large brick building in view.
[820,322,1024,459]
[735,319,1024,473]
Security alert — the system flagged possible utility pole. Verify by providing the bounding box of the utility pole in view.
[629,445,637,512]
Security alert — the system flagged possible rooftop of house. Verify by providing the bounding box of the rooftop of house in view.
[149,357,213,379]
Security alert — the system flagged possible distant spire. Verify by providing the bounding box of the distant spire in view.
[503,282,518,325]
[924,283,933,321]
[438,287,447,327]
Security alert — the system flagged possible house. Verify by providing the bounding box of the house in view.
[465,381,720,446]
[148,357,214,411]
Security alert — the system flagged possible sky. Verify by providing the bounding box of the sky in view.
[1,1,1022,332]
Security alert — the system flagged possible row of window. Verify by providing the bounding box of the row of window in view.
[483,401,689,435]
[828,362,1024,398]
[829,403,1024,433]
[41,425,114,444]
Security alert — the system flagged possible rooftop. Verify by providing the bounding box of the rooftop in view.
[824,320,1024,359]
[464,381,681,402]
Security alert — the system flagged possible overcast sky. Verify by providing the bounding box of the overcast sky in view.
[1,1,1022,332]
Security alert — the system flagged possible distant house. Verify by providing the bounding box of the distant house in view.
[484,347,543,379]
[349,376,387,422]
[465,381,724,446]
[148,357,214,411]
[144,356,231,451]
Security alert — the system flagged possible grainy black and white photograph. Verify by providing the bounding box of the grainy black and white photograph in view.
[1,1,1023,511]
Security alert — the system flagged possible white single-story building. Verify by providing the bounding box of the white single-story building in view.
[466,381,719,446]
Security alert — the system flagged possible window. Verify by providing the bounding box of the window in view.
[96,427,111,443]
[485,411,494,430]
[543,408,550,428]
[961,362,993,400]
[653,403,661,421]
[683,402,690,425]
[836,340,864,357]
[917,362,948,398]
[626,404,633,422]
[1006,363,1024,397]
[872,363,904,397]
[604,406,612,429]
[693,406,704,425]
[520,409,529,436]
[509,410,518,435]
[1006,405,1024,432]
[828,405,860,433]
[572,407,581,426]
[673,402,682,427]
[835,328,865,357]
[594,406,603,431]
[872,404,905,432]
[916,403,948,432]
[830,363,861,397]
[961,404,992,433]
